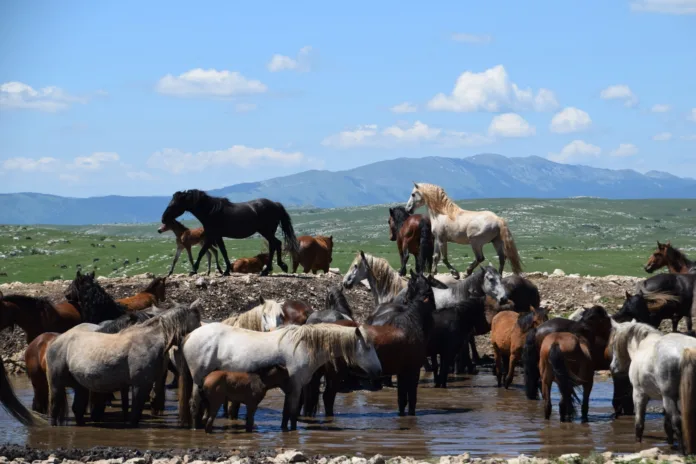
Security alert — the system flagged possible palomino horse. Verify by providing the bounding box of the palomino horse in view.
[291,235,334,274]
[405,182,523,278]
[491,308,548,389]
[46,303,200,426]
[388,206,433,275]
[116,276,167,312]
[610,321,696,454]
[161,189,299,276]
[232,253,270,274]
[177,323,382,431]
[159,220,221,276]
[539,332,594,423]
[644,241,696,274]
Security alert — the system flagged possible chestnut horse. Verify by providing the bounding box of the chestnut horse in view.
[282,300,313,325]
[291,235,334,274]
[158,220,221,276]
[539,332,594,422]
[491,308,548,388]
[388,206,434,276]
[232,253,270,274]
[644,241,696,274]
[24,331,57,414]
[0,291,81,344]
[116,277,167,312]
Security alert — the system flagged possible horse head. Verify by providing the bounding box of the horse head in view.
[260,298,285,331]
[157,223,170,234]
[406,269,434,305]
[644,241,669,273]
[342,252,368,289]
[162,190,194,223]
[481,266,508,305]
[613,290,651,324]
[405,183,425,214]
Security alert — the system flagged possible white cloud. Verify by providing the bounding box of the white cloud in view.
[689,108,696,122]
[427,65,558,113]
[651,104,671,113]
[71,152,120,170]
[235,103,257,113]
[126,171,155,181]
[610,143,638,157]
[267,46,313,72]
[156,69,267,97]
[322,121,492,149]
[450,33,492,44]
[548,140,602,163]
[0,81,87,112]
[488,113,536,138]
[653,132,673,141]
[2,157,59,172]
[147,146,305,175]
[600,85,638,107]
[550,107,592,134]
[390,102,417,113]
[630,0,696,14]
[681,135,696,140]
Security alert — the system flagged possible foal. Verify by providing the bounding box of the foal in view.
[158,220,221,276]
[116,276,167,312]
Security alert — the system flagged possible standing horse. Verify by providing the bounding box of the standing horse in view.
[610,321,696,454]
[177,322,382,431]
[388,206,434,275]
[0,291,81,344]
[116,276,167,312]
[306,286,354,324]
[644,241,696,274]
[222,297,286,332]
[161,189,299,276]
[64,270,126,324]
[158,220,221,276]
[291,235,334,274]
[405,182,523,278]
[46,303,200,427]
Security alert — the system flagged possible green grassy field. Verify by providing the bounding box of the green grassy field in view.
[2,198,696,284]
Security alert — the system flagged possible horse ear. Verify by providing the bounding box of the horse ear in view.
[89,270,96,279]
[625,290,632,299]
[657,240,663,248]
[389,207,394,214]
[76,270,82,278]
[259,295,265,305]
[413,182,420,189]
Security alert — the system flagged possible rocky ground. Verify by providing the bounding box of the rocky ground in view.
[0,269,645,373]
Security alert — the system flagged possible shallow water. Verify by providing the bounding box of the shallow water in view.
[0,370,671,458]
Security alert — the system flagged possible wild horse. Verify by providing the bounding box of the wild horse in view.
[161,189,299,276]
[644,241,696,274]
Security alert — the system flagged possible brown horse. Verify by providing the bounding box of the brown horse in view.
[24,331,58,414]
[232,253,270,274]
[158,219,221,276]
[644,241,696,274]
[539,332,594,422]
[491,308,548,388]
[388,206,433,276]
[291,235,334,274]
[115,277,167,312]
[282,300,313,325]
[0,291,81,343]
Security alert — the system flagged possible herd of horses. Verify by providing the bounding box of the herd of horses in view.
[0,183,695,456]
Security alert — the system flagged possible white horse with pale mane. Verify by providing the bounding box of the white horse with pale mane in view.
[406,182,523,278]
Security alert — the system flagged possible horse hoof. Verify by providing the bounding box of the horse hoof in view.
[279,263,289,272]
[188,271,197,276]
[223,270,231,276]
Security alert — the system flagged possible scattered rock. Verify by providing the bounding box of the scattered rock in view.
[552,269,566,277]
[195,277,209,289]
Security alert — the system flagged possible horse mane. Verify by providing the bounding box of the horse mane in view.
[325,286,353,318]
[182,189,233,215]
[389,206,411,233]
[280,323,366,367]
[77,280,126,324]
[1,294,56,315]
[516,311,537,332]
[97,311,153,334]
[614,321,662,351]
[415,183,462,220]
[128,303,200,348]
[641,289,681,311]
[664,243,693,268]
[351,252,405,297]
[143,276,165,294]
[449,267,486,300]
[223,299,282,330]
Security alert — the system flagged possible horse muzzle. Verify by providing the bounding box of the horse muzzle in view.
[643,265,655,273]
[498,296,509,305]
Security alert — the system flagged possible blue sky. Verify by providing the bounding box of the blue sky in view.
[1,0,695,197]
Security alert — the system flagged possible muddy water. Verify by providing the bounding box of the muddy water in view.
[0,371,671,459]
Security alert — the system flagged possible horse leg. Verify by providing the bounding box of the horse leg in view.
[260,233,276,276]
[191,240,214,275]
[228,401,241,420]
[470,335,481,366]
[186,246,196,274]
[71,384,89,426]
[396,373,407,416]
[130,385,150,427]
[465,242,485,277]
[323,373,338,417]
[215,237,233,276]
[205,250,212,276]
[302,370,322,417]
[211,247,223,275]
[432,240,441,275]
[245,404,257,433]
[430,355,439,383]
[492,237,506,275]
[439,351,452,388]
[281,387,301,431]
[541,366,552,420]
[406,369,420,416]
[504,353,517,389]
[663,395,681,448]
[168,247,183,276]
[151,359,168,416]
[398,242,408,277]
[89,392,107,422]
[581,379,593,423]
[633,389,649,442]
[121,387,130,423]
[439,240,460,279]
[611,373,634,417]
[494,346,503,388]
[166,357,179,389]
[191,383,204,429]
[272,237,288,273]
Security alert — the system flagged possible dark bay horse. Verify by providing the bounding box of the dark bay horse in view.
[291,235,334,274]
[644,241,696,274]
[1,292,81,344]
[64,271,126,324]
[388,206,434,275]
[161,190,299,276]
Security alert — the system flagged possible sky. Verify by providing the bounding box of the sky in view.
[1,0,695,198]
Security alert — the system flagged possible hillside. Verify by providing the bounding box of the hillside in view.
[1,154,695,225]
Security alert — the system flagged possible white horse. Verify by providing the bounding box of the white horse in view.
[222,296,285,331]
[405,182,523,278]
[610,320,696,453]
[177,322,382,431]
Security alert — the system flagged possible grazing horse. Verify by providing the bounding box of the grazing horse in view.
[306,286,354,324]
[491,309,548,389]
[158,220,221,276]
[161,189,299,276]
[291,235,334,274]
[177,323,382,431]
[614,273,696,332]
[0,291,81,344]
[46,303,200,427]
[405,182,523,278]
[539,332,594,423]
[1,357,46,426]
[232,253,270,274]
[116,276,167,312]
[610,321,696,454]
[388,206,434,275]
[644,241,696,274]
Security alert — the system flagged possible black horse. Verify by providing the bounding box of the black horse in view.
[306,286,354,324]
[503,274,541,311]
[65,271,126,323]
[161,189,299,276]
[613,273,696,333]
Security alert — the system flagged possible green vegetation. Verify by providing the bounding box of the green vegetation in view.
[2,198,696,284]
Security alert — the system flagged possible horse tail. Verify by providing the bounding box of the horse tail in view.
[1,358,44,426]
[176,345,193,428]
[418,217,434,274]
[523,328,540,400]
[549,342,579,418]
[681,347,696,455]
[498,218,523,274]
[277,202,299,255]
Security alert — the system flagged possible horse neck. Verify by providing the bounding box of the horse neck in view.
[375,266,405,302]
[168,221,189,238]
[667,250,693,273]
[2,300,46,341]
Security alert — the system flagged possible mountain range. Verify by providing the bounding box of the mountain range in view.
[2,154,694,225]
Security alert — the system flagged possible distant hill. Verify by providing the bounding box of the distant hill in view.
[2,154,695,225]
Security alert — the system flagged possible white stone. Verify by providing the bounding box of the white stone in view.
[552,269,566,277]
[351,458,367,464]
[558,454,579,462]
